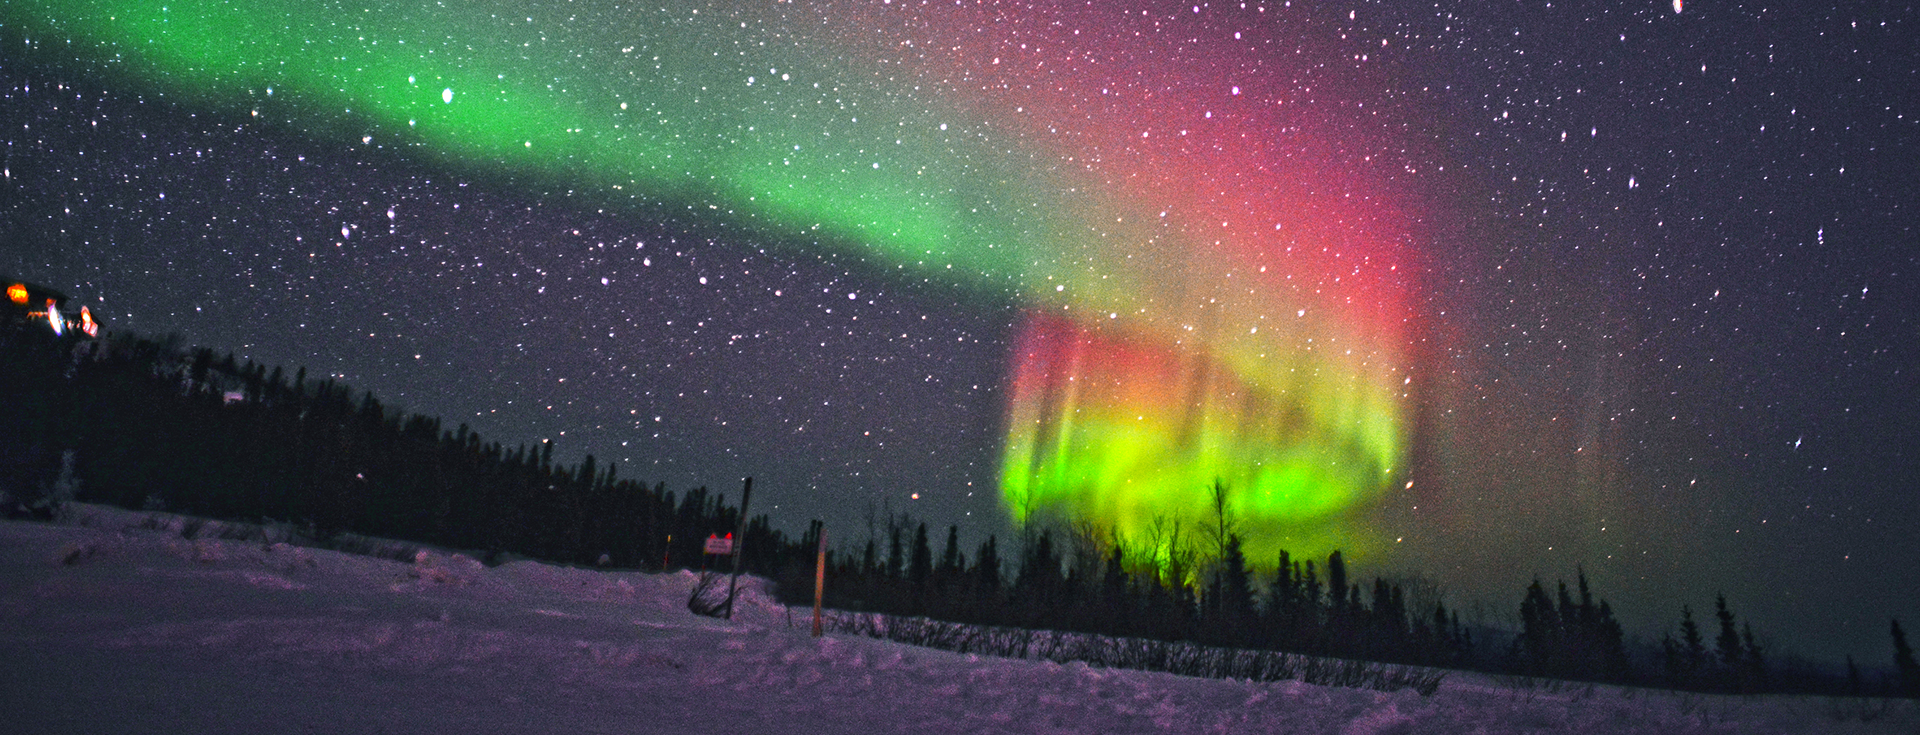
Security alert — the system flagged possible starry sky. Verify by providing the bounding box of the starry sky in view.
[3,1,1914,663]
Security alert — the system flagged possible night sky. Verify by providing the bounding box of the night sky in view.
[4,1,1915,664]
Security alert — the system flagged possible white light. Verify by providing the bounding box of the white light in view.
[442,88,454,104]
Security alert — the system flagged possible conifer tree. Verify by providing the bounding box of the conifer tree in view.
[1015,530,1063,606]
[1516,579,1559,675]
[939,525,963,580]
[1301,560,1322,628]
[1894,618,1920,698]
[1741,622,1767,691]
[1677,604,1708,685]
[1214,535,1253,635]
[887,525,905,580]
[909,523,933,596]
[972,535,1001,593]
[1326,551,1348,620]
[1714,593,1743,669]
[1263,551,1300,648]
[1100,544,1130,633]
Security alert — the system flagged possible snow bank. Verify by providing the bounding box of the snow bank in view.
[2,508,1913,734]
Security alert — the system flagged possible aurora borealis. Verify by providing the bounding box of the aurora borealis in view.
[8,0,1425,563]
[5,1,1916,661]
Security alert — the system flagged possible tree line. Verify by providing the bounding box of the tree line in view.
[0,325,779,574]
[3,322,1916,697]
[778,511,1475,672]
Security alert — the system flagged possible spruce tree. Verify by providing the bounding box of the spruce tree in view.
[887,525,905,580]
[909,523,933,593]
[1893,618,1920,698]
[1302,560,1322,626]
[1016,531,1063,602]
[1215,535,1253,635]
[1714,593,1743,670]
[1100,544,1130,633]
[1263,551,1298,647]
[1326,551,1348,620]
[1679,605,1707,684]
[1741,622,1767,691]
[972,535,1001,593]
[939,525,963,580]
[1516,579,1559,676]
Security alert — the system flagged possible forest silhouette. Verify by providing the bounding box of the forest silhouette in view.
[3,320,1914,698]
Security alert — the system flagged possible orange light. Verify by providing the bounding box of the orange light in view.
[81,306,98,337]
[6,283,25,304]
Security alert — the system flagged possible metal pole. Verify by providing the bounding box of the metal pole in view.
[812,526,826,637]
[723,477,753,619]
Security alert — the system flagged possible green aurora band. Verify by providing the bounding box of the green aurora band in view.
[11,0,1427,567]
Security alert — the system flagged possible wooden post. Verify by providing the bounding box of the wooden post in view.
[661,534,672,570]
[723,477,753,619]
[812,526,827,637]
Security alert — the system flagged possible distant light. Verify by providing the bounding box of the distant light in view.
[442,88,454,104]
[6,283,25,304]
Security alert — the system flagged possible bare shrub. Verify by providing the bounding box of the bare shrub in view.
[687,571,730,617]
[816,609,1447,695]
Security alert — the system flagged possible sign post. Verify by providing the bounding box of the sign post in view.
[722,477,753,619]
[812,527,827,637]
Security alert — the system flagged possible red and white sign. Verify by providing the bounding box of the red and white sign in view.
[702,534,734,555]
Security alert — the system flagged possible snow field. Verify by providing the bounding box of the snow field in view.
[1,505,1914,734]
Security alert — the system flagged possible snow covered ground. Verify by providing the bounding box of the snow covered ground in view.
[3,506,1913,734]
